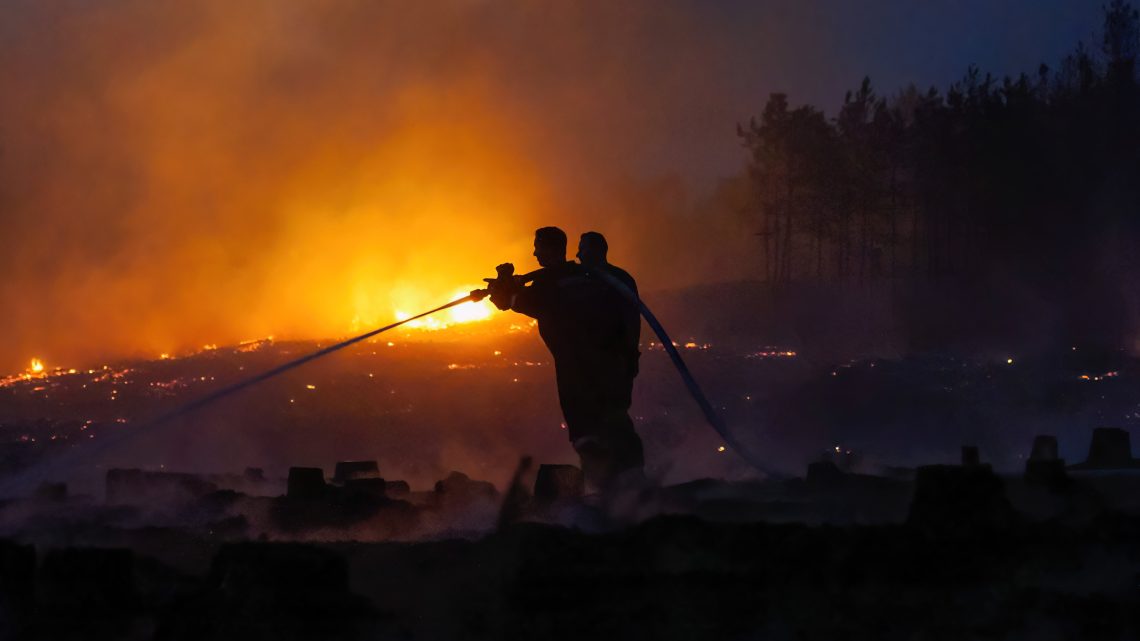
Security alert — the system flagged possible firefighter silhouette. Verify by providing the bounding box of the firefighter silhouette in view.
[488,227,643,488]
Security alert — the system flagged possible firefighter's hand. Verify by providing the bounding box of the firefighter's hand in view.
[489,293,513,311]
[489,282,517,310]
[483,263,516,311]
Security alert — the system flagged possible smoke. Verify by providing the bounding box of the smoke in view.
[0,0,1103,369]
[0,0,741,368]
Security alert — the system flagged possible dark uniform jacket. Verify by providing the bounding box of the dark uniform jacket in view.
[491,261,634,439]
[589,262,640,377]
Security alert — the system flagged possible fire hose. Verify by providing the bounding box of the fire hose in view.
[0,296,478,495]
[581,268,756,464]
[1,267,757,496]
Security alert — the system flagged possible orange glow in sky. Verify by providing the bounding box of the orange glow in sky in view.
[0,1,755,370]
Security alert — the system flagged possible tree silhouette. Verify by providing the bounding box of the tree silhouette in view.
[737,1,1140,350]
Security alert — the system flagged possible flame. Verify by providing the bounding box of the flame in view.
[445,289,493,324]
[29,358,44,374]
[392,287,492,331]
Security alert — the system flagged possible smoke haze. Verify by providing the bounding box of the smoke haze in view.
[0,0,1098,368]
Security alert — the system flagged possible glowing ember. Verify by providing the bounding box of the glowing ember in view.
[237,337,274,353]
[647,341,715,352]
[746,349,797,359]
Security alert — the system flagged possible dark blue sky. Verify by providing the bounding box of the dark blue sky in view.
[705,0,1100,108]
[636,0,1105,184]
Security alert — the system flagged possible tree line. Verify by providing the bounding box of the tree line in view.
[738,0,1140,302]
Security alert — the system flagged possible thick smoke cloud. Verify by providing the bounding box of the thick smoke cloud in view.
[0,0,1098,368]
[0,0,738,367]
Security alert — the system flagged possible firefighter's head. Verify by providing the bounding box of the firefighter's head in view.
[577,231,608,268]
[533,227,567,267]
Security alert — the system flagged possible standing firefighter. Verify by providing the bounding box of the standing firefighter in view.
[488,227,644,489]
[577,231,640,386]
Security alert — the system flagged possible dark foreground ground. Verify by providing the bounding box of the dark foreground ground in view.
[3,515,1140,640]
[1,455,1140,641]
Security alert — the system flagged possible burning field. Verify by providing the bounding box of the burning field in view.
[4,0,1140,637]
[0,306,791,496]
[3,321,1140,638]
[5,278,1140,640]
[3,297,1139,498]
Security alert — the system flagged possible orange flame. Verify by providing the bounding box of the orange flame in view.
[392,287,493,331]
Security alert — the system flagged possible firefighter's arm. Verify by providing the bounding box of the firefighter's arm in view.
[486,263,548,318]
[508,283,545,319]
